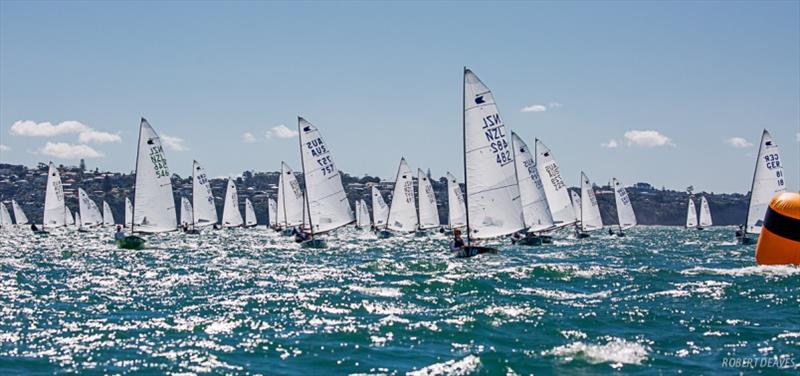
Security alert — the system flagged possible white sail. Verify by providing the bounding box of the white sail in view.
[78,188,103,227]
[359,199,371,228]
[371,185,389,228]
[268,198,277,227]
[222,178,243,228]
[125,197,133,228]
[245,198,257,227]
[699,196,712,228]
[686,198,698,228]
[277,162,305,228]
[580,172,603,231]
[66,206,75,226]
[387,158,418,233]
[0,203,11,227]
[355,200,362,227]
[11,200,28,225]
[43,162,66,228]
[417,168,440,230]
[745,130,786,234]
[102,201,115,226]
[512,132,555,232]
[570,190,582,224]
[611,178,637,230]
[445,172,467,229]
[297,117,354,234]
[133,118,177,233]
[180,196,193,227]
[536,140,576,229]
[192,160,218,228]
[463,69,524,239]
[74,212,81,230]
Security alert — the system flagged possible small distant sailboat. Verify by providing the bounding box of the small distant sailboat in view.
[192,160,219,230]
[74,212,82,232]
[180,196,193,228]
[698,196,713,230]
[355,199,371,229]
[445,172,467,231]
[244,198,257,228]
[685,197,698,229]
[222,178,244,228]
[371,185,390,236]
[739,130,786,244]
[43,162,67,231]
[11,200,28,225]
[386,158,418,235]
[578,172,603,238]
[102,201,115,226]
[267,198,277,230]
[458,68,525,257]
[277,162,305,235]
[297,117,355,248]
[124,197,133,228]
[416,168,440,234]
[536,140,577,230]
[126,118,178,249]
[511,132,554,246]
[78,188,103,229]
[0,203,12,228]
[570,190,582,227]
[611,178,637,237]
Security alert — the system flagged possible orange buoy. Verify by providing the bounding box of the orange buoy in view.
[755,192,800,265]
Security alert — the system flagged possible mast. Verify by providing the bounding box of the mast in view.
[462,66,471,247]
[280,163,288,228]
[191,161,197,230]
[509,132,522,231]
[297,117,315,238]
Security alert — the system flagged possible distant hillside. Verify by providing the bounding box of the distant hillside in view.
[0,163,747,226]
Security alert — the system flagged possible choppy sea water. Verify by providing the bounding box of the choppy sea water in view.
[0,226,798,374]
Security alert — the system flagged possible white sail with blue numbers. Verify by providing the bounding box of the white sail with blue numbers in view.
[612,178,637,230]
[512,132,554,232]
[371,185,389,228]
[297,117,354,234]
[417,168,440,230]
[192,160,218,228]
[463,69,524,239]
[133,118,177,233]
[387,158,418,233]
[745,130,786,235]
[43,162,67,229]
[536,140,576,229]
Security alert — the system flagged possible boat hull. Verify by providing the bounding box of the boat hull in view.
[301,238,327,249]
[456,246,498,258]
[117,235,146,250]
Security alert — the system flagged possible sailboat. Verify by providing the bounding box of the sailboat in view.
[355,199,372,229]
[180,196,193,228]
[267,198,277,230]
[578,172,603,238]
[11,200,28,225]
[685,197,698,229]
[511,132,555,246]
[739,130,786,244]
[386,158,418,236]
[42,162,66,232]
[570,190,582,228]
[102,201,115,226]
[66,207,76,228]
[297,117,354,248]
[222,178,244,228]
[78,188,102,231]
[536,140,577,231]
[192,160,219,231]
[611,178,637,237]
[371,185,390,236]
[0,203,12,228]
[125,118,178,249]
[277,162,305,235]
[74,212,82,232]
[416,168,440,234]
[445,172,467,231]
[697,196,712,230]
[125,197,133,228]
[458,68,525,257]
[244,198,257,228]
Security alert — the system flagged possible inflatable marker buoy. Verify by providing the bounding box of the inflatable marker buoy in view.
[755,192,800,265]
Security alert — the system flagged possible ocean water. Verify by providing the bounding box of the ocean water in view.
[0,226,797,374]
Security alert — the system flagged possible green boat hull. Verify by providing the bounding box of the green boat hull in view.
[117,235,146,250]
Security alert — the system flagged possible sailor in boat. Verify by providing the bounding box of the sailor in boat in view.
[735,225,744,239]
[181,223,188,233]
[449,228,465,253]
[114,225,125,242]
[608,228,615,236]
[213,223,222,230]
[292,227,311,243]
[31,223,39,232]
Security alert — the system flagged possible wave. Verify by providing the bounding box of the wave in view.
[542,337,649,369]
[681,265,800,277]
[407,354,481,376]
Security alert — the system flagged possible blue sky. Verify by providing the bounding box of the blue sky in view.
[1,1,798,193]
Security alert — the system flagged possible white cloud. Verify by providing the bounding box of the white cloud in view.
[0,144,9,152]
[10,120,89,137]
[724,137,752,148]
[241,132,257,143]
[40,142,103,159]
[601,139,619,148]
[521,104,547,113]
[161,134,188,151]
[78,130,121,144]
[266,124,298,139]
[624,130,674,147]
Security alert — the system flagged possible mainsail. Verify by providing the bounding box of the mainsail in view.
[180,196,193,226]
[66,206,75,227]
[43,162,67,229]
[133,118,177,233]
[222,178,243,227]
[579,172,603,231]
[463,68,524,239]
[744,130,786,234]
[0,203,11,227]
[277,162,304,228]
[125,197,133,228]
[417,168,440,230]
[359,199,371,228]
[445,172,467,229]
[611,178,637,230]
[535,140,576,228]
[268,198,277,227]
[685,198,698,228]
[387,158,418,233]
[192,160,218,228]
[699,196,712,228]
[371,186,389,228]
[11,200,28,225]
[512,132,554,232]
[570,190,582,225]
[245,198,257,227]
[297,117,354,234]
[102,201,115,226]
[74,212,81,229]
[78,188,103,227]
